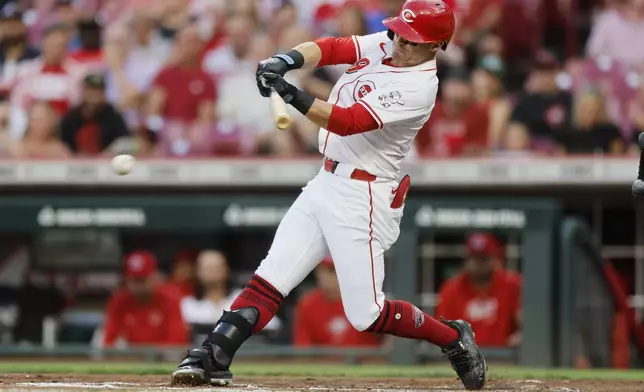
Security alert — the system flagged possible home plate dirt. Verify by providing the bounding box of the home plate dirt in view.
[1,374,643,392]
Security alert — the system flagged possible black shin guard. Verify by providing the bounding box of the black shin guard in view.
[202,308,259,370]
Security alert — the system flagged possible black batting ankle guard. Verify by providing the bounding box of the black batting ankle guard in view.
[203,308,259,370]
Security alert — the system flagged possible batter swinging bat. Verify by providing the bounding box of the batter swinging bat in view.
[270,88,291,130]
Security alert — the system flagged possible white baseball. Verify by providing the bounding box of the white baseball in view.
[111,154,136,175]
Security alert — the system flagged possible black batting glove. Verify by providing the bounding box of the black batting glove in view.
[256,50,305,97]
[256,58,289,97]
[262,73,316,115]
[261,72,298,103]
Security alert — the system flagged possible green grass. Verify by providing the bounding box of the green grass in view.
[0,362,643,381]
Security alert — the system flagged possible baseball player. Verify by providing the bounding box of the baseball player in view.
[172,1,487,390]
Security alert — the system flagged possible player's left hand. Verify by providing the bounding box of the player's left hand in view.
[261,73,298,104]
[256,57,290,97]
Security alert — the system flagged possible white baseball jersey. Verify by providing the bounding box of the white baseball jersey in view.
[319,31,439,180]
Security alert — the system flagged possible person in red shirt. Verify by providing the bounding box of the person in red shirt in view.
[414,74,490,157]
[293,257,381,347]
[162,250,197,299]
[435,233,522,347]
[103,250,189,347]
[146,25,217,156]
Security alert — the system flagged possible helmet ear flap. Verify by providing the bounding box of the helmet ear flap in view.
[387,29,395,41]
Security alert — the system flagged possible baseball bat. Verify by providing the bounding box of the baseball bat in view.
[270,88,292,130]
[632,133,644,198]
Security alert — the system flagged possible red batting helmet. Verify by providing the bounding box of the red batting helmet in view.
[383,0,456,50]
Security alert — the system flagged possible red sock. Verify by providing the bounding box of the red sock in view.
[230,274,283,333]
[367,300,459,347]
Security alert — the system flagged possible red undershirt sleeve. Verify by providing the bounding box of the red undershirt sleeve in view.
[327,103,380,136]
[314,36,359,67]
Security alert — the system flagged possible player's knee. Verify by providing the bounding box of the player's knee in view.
[344,305,380,332]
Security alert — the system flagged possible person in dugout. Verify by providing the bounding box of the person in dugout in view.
[293,257,381,347]
[102,250,188,347]
[435,232,522,347]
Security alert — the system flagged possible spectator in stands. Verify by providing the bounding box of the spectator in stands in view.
[505,50,573,153]
[316,3,368,85]
[203,14,256,78]
[435,232,522,347]
[212,17,282,156]
[456,0,503,49]
[8,24,85,140]
[293,257,381,347]
[630,83,644,149]
[103,250,188,347]
[157,0,192,41]
[54,0,80,27]
[0,5,39,97]
[586,0,644,67]
[146,25,216,156]
[553,87,624,154]
[226,0,261,24]
[268,2,298,40]
[163,250,197,299]
[6,101,71,158]
[103,9,172,137]
[69,18,104,74]
[470,55,511,150]
[60,73,129,156]
[181,250,281,331]
[414,73,490,157]
[180,250,240,325]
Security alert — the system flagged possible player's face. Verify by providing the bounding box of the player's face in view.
[173,260,194,281]
[464,255,494,285]
[391,34,416,62]
[391,34,438,65]
[126,277,155,299]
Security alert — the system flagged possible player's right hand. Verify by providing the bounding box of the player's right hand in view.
[256,56,290,97]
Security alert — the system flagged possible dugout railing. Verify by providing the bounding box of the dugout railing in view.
[558,217,644,368]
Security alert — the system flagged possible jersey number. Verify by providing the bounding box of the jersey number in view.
[347,58,370,74]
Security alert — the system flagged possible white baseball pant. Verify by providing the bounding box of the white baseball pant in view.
[255,166,404,331]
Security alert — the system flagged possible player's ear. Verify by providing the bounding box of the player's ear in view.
[427,42,441,53]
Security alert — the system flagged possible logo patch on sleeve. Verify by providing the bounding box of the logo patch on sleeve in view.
[353,81,376,101]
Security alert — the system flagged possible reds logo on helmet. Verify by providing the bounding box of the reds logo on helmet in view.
[401,9,416,23]
[382,0,455,49]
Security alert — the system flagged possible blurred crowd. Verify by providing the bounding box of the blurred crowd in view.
[0,0,642,159]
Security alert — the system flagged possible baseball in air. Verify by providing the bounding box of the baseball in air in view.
[111,154,136,175]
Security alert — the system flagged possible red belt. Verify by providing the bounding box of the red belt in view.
[323,158,376,182]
